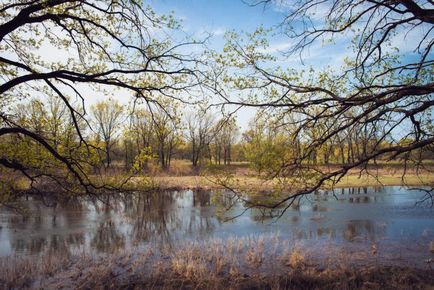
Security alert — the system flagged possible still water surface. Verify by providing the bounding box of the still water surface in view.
[0,186,433,265]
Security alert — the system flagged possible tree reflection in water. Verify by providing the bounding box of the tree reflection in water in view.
[91,220,125,253]
[0,186,432,258]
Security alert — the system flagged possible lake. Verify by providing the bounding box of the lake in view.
[0,186,433,266]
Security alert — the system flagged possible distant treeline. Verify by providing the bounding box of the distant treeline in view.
[1,96,433,175]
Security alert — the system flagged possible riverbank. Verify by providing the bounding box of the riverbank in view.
[150,172,434,192]
[129,161,434,192]
[5,163,434,200]
[1,236,433,289]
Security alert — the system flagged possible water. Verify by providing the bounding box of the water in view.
[0,186,433,265]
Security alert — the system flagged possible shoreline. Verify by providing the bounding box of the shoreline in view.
[1,236,433,289]
[150,173,434,192]
[2,173,433,289]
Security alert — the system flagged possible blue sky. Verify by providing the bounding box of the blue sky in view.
[151,0,351,68]
[147,1,432,132]
[150,0,345,128]
[151,1,285,128]
[150,0,430,73]
[152,0,284,34]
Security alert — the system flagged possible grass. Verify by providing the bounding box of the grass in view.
[149,172,434,192]
[6,160,434,199]
[332,173,434,188]
[134,160,434,192]
[1,235,433,289]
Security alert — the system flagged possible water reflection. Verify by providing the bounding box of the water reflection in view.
[91,220,125,253]
[0,186,433,257]
[343,220,376,242]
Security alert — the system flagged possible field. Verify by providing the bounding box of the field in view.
[142,160,434,192]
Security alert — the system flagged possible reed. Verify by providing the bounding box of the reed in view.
[0,235,432,289]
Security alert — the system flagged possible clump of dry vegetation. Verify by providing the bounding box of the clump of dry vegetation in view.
[0,235,433,289]
[284,247,306,269]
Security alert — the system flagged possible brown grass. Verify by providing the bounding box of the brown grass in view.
[1,236,433,290]
[131,160,434,192]
[149,171,434,192]
[9,161,434,196]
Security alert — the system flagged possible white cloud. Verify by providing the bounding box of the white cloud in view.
[258,41,292,54]
[388,25,432,54]
[194,26,227,38]
[212,27,226,36]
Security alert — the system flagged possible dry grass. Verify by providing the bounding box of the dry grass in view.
[9,162,434,196]
[150,171,434,192]
[1,235,433,290]
[0,252,71,288]
[285,247,306,269]
[143,161,434,192]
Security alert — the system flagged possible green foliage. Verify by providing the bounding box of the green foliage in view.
[131,147,156,173]
[242,114,294,176]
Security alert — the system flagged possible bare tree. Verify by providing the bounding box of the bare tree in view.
[152,103,182,169]
[91,99,124,168]
[212,117,239,165]
[187,110,216,167]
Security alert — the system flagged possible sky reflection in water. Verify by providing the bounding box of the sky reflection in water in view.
[0,186,433,265]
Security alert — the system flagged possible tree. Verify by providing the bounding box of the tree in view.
[124,108,155,170]
[215,0,434,210]
[0,0,205,196]
[91,99,124,168]
[0,95,90,196]
[186,109,215,167]
[126,100,183,170]
[151,100,183,169]
[130,109,155,156]
[212,117,239,165]
[242,112,298,175]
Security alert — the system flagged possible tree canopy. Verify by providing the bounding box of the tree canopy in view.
[213,0,434,211]
[0,0,205,196]
[0,0,433,209]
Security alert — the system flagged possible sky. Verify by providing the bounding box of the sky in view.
[152,0,282,33]
[150,0,346,65]
[6,1,297,131]
[14,0,430,132]
[148,0,341,129]
[149,0,430,71]
[145,0,432,133]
